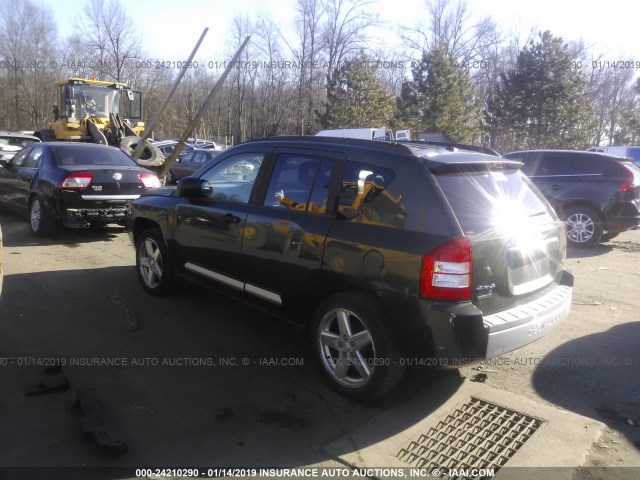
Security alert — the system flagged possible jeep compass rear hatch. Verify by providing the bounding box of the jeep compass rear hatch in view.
[429,157,566,314]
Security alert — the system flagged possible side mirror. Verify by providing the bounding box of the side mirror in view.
[0,160,10,169]
[177,176,212,199]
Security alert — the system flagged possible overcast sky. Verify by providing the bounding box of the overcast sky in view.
[39,0,640,64]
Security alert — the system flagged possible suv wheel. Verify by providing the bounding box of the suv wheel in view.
[136,228,174,295]
[564,206,603,247]
[29,197,56,237]
[312,292,405,400]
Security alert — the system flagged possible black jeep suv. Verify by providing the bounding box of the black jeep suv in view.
[127,137,574,399]
[503,150,640,247]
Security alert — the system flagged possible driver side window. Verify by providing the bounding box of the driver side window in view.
[199,152,265,204]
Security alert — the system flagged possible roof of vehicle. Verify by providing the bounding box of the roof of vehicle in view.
[505,149,620,159]
[188,148,220,153]
[0,131,40,140]
[39,142,122,150]
[242,136,502,164]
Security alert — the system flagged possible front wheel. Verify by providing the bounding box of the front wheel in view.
[29,197,56,237]
[311,292,405,400]
[564,206,604,248]
[136,228,175,295]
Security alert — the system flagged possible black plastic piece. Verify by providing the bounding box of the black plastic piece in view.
[25,376,70,395]
[73,388,128,456]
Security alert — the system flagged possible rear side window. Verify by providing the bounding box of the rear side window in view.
[10,148,31,167]
[53,146,138,166]
[24,146,44,168]
[434,166,555,236]
[521,154,604,176]
[338,162,395,218]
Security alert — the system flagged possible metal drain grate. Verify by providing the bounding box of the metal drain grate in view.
[397,397,545,479]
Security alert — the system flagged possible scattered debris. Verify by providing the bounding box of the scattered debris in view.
[25,376,70,396]
[109,294,139,332]
[44,365,63,375]
[471,373,488,383]
[73,388,127,456]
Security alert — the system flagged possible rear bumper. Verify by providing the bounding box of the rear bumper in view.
[604,200,640,232]
[58,193,140,225]
[483,283,572,358]
[65,206,129,225]
[412,272,574,366]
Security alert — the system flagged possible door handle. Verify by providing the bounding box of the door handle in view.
[551,184,561,190]
[222,213,240,224]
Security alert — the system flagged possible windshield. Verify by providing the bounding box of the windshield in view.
[66,85,120,119]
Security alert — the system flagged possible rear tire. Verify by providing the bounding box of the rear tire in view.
[135,228,175,295]
[311,292,405,400]
[29,197,56,237]
[564,205,604,248]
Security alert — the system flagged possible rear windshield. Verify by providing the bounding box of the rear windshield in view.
[433,166,556,236]
[52,146,138,167]
[0,136,39,149]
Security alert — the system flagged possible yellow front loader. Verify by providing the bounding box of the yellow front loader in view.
[35,78,163,167]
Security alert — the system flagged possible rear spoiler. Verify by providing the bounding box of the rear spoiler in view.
[428,159,523,174]
[397,140,500,157]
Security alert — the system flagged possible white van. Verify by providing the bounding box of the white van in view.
[587,146,640,168]
[316,128,411,142]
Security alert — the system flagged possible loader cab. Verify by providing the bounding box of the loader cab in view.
[54,79,142,123]
[47,78,144,141]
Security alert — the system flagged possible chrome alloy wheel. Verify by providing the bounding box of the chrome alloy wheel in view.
[30,199,42,232]
[138,237,163,289]
[566,212,595,244]
[318,308,376,388]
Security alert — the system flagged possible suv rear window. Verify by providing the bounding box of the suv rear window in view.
[433,165,555,236]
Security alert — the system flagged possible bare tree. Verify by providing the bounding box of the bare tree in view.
[320,0,380,123]
[254,15,297,137]
[290,0,326,134]
[402,0,501,66]
[0,0,59,130]
[73,0,142,82]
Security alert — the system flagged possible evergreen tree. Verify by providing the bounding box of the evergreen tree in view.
[396,46,480,143]
[488,31,594,151]
[318,55,395,129]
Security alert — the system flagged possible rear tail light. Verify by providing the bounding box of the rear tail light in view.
[420,237,472,301]
[138,173,161,189]
[60,172,93,189]
[615,162,639,192]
